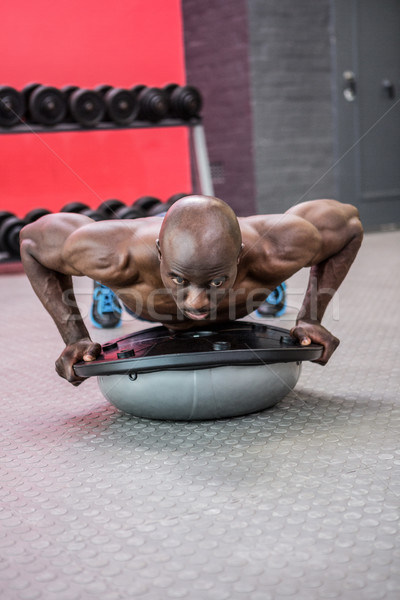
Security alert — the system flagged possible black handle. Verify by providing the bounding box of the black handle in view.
[382,79,395,99]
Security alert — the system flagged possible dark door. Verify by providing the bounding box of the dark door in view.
[333,0,400,229]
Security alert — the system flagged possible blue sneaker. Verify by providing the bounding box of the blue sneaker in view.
[90,282,122,328]
[256,282,287,318]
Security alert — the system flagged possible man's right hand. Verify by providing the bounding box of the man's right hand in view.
[55,338,102,386]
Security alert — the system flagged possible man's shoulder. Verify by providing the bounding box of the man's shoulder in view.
[66,216,162,245]
[238,212,312,242]
[238,212,322,275]
[61,217,160,281]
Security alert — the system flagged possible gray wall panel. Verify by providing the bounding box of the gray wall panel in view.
[183,0,337,217]
[182,0,256,216]
[248,0,336,213]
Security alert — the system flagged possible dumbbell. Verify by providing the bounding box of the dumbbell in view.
[144,194,189,217]
[80,208,106,221]
[95,85,112,95]
[131,196,165,217]
[0,211,16,227]
[97,199,126,219]
[23,83,67,125]
[132,196,162,213]
[166,192,190,207]
[147,204,169,217]
[112,205,145,219]
[0,86,25,127]
[0,214,26,256]
[163,84,202,119]
[21,82,41,120]
[94,85,139,126]
[60,201,90,213]
[62,85,105,127]
[131,85,168,122]
[22,82,42,102]
[60,202,104,221]
[24,208,51,223]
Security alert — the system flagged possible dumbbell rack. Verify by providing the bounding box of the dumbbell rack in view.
[0,118,214,196]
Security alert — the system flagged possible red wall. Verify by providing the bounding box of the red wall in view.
[0,0,190,216]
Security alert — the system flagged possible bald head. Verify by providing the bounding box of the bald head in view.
[156,196,244,320]
[159,195,242,260]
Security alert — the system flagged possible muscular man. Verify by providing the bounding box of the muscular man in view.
[20,195,363,386]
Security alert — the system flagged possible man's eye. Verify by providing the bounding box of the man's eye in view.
[172,276,186,285]
[210,278,225,288]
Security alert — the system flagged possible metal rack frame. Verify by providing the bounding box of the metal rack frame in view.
[0,118,214,196]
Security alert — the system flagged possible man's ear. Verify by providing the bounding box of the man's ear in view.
[237,243,245,264]
[156,239,162,261]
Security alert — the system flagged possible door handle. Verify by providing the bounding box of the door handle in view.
[382,79,395,99]
[343,71,356,102]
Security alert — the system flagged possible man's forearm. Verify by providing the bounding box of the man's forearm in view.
[21,247,90,345]
[298,231,363,324]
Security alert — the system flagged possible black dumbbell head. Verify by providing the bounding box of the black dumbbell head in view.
[69,89,106,127]
[131,84,146,96]
[113,206,144,219]
[94,84,113,96]
[61,85,80,99]
[22,83,41,102]
[60,202,90,213]
[133,196,162,212]
[167,193,190,207]
[168,85,202,119]
[24,208,51,223]
[0,216,26,255]
[97,199,126,219]
[146,202,169,217]
[133,86,168,122]
[0,86,25,127]
[163,83,179,96]
[80,208,106,221]
[0,211,16,227]
[28,85,67,125]
[103,88,139,126]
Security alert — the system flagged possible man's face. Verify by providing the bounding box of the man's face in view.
[157,239,241,321]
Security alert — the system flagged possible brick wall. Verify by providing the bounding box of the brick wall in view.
[182,0,336,217]
[248,0,336,214]
[181,0,256,216]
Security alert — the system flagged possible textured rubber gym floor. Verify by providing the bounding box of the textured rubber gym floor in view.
[1,230,399,600]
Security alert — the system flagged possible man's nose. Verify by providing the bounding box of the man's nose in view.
[184,287,210,311]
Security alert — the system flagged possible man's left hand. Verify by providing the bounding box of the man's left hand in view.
[290,320,339,365]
